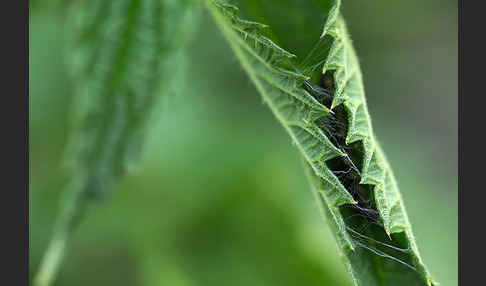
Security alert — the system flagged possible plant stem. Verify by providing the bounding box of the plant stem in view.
[34,183,88,286]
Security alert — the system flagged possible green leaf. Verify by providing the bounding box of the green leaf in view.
[66,0,199,193]
[34,1,200,285]
[206,1,437,285]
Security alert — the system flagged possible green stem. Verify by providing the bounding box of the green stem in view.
[34,182,88,286]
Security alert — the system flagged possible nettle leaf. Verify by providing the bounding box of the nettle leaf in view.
[206,0,437,285]
[35,1,199,285]
[66,0,198,198]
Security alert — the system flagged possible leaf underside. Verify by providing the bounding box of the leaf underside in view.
[207,0,437,285]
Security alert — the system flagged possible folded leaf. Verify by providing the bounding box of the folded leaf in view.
[206,1,437,285]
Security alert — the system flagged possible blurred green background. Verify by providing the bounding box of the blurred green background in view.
[29,1,457,285]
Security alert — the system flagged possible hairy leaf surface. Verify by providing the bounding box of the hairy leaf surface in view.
[206,0,436,285]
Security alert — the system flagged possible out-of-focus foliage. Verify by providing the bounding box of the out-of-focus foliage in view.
[29,0,457,285]
[33,1,199,285]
